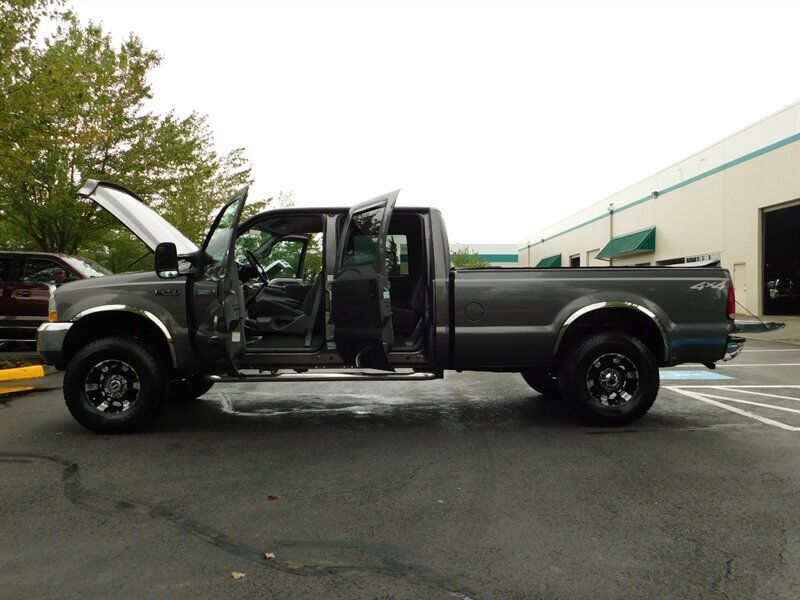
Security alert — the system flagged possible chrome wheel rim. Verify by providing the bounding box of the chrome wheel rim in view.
[84,359,140,413]
[586,353,639,407]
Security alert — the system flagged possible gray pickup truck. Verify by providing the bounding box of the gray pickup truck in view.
[38,180,755,433]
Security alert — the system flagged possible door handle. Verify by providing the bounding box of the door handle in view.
[13,290,33,298]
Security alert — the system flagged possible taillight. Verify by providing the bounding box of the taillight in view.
[726,284,736,321]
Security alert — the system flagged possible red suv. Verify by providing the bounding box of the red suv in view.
[0,251,111,349]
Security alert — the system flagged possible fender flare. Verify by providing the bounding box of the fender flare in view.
[554,301,670,362]
[71,305,178,368]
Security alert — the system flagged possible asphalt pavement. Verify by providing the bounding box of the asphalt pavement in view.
[1,338,799,599]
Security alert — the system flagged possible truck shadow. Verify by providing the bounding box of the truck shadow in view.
[154,388,581,433]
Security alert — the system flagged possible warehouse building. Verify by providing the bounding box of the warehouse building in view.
[519,102,800,316]
[450,243,519,267]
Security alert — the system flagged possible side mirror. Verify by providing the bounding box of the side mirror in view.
[52,268,66,285]
[155,242,180,279]
[265,259,292,280]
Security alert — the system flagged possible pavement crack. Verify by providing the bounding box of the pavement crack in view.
[0,452,479,599]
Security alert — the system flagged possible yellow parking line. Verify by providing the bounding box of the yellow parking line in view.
[0,365,45,382]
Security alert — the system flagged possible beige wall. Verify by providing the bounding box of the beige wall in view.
[519,103,800,315]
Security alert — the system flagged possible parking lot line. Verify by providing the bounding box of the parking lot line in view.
[715,363,800,367]
[687,392,800,414]
[742,349,800,352]
[714,387,800,402]
[667,385,800,432]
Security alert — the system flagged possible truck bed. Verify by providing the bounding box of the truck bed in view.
[449,266,733,369]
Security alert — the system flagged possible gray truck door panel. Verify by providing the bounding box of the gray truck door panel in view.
[191,187,249,374]
[331,191,399,370]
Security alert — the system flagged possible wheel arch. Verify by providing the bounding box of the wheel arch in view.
[554,302,669,364]
[63,306,176,370]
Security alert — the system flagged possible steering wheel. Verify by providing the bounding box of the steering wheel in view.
[245,249,270,285]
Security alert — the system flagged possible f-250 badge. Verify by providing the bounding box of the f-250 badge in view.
[154,288,182,296]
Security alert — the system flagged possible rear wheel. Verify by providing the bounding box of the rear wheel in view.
[558,332,659,426]
[64,337,166,433]
[520,369,560,397]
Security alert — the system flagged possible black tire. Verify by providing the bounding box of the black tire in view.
[168,375,215,402]
[63,337,166,434]
[520,369,560,397]
[558,332,659,426]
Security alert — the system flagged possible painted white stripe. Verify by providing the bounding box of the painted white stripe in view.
[716,363,800,367]
[667,387,800,431]
[715,387,800,402]
[672,385,800,389]
[742,349,800,352]
[689,392,800,414]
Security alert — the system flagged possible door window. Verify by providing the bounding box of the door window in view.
[22,259,77,284]
[386,234,409,276]
[0,258,14,282]
[203,199,243,279]
[268,239,305,279]
[340,205,388,273]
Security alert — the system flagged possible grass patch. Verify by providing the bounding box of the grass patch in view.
[0,356,40,370]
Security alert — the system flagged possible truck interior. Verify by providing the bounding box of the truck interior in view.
[235,214,326,353]
[235,210,429,356]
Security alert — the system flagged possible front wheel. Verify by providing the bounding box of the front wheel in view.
[64,337,166,434]
[558,332,659,426]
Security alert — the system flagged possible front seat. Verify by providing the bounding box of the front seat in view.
[253,276,324,345]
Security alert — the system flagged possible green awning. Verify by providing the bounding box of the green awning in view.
[596,227,656,260]
[535,254,561,268]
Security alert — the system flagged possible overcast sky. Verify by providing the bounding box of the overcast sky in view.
[71,0,800,244]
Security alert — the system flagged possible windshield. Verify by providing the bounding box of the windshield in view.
[63,256,113,277]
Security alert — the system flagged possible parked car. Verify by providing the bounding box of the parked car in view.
[767,277,799,300]
[0,251,111,349]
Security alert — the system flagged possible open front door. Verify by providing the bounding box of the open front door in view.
[191,186,249,375]
[331,190,399,370]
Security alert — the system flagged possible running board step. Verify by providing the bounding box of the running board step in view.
[206,369,444,383]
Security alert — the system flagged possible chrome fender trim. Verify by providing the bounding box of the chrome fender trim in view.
[555,301,670,361]
[71,305,177,367]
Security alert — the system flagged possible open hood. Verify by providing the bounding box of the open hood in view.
[78,180,199,255]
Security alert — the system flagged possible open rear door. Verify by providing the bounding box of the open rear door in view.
[191,186,249,375]
[331,190,399,370]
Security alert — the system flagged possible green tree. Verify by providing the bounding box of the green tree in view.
[451,246,490,268]
[0,2,255,270]
[385,236,400,274]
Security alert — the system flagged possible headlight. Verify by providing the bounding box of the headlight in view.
[48,284,58,321]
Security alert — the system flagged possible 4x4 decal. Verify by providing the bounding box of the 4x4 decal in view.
[690,281,727,291]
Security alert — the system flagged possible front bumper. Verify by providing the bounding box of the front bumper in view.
[36,322,73,367]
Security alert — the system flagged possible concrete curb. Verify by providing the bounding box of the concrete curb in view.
[0,365,44,382]
[0,364,56,382]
